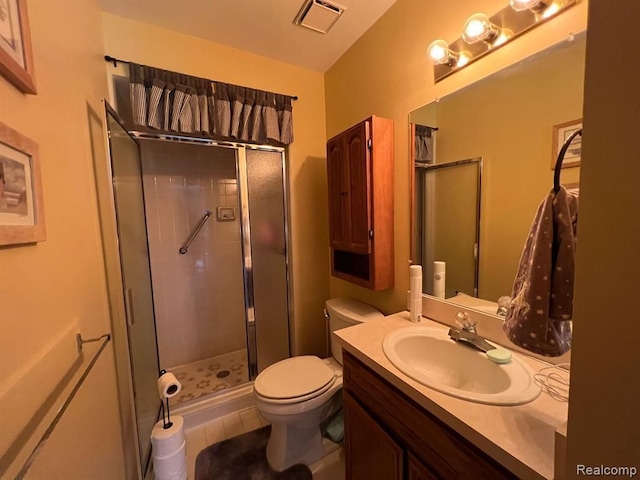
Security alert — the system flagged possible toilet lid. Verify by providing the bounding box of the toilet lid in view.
[254,356,335,400]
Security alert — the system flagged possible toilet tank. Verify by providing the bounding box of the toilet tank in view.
[325,298,383,365]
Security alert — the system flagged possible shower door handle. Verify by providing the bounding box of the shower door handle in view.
[124,288,135,327]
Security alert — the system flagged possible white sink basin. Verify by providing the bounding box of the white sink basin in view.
[382,326,540,406]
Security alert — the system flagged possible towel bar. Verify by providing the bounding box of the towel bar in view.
[15,332,111,479]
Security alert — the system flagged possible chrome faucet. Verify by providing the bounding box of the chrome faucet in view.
[448,311,496,353]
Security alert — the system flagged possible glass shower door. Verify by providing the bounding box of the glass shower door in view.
[105,107,160,471]
[419,158,482,299]
[243,148,291,375]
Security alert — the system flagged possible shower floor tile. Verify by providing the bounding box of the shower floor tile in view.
[170,349,248,405]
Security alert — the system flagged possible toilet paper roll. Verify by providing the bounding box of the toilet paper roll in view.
[157,372,182,400]
[151,415,185,458]
[153,441,187,480]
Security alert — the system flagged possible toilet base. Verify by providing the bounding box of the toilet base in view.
[266,422,326,472]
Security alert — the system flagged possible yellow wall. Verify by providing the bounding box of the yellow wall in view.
[101,13,330,357]
[566,0,640,474]
[325,0,588,314]
[0,1,124,478]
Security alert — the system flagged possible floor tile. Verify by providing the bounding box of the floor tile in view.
[239,407,263,432]
[222,412,244,439]
[203,417,226,445]
[184,427,206,480]
[311,445,345,480]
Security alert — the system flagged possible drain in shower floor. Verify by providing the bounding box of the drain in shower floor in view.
[216,370,230,378]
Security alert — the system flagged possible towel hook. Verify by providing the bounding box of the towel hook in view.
[554,128,582,194]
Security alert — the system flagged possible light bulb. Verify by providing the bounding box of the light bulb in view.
[511,0,554,13]
[462,13,501,45]
[427,39,452,65]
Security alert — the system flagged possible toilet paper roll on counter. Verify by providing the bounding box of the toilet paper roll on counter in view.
[157,371,182,400]
[151,415,185,458]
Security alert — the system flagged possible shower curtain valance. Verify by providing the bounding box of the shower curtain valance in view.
[129,63,294,145]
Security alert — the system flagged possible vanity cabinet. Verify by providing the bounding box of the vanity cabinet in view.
[326,116,393,290]
[343,351,518,480]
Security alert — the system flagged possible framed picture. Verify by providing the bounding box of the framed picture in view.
[0,120,45,246]
[0,0,36,94]
[551,119,582,169]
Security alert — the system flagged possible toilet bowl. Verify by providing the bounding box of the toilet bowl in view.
[253,298,383,472]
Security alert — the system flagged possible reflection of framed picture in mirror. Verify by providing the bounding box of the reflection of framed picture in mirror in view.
[0,0,36,94]
[552,119,582,169]
[0,120,45,245]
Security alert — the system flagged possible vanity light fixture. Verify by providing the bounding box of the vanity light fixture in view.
[428,0,577,83]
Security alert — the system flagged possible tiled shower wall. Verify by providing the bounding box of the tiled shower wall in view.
[141,141,247,369]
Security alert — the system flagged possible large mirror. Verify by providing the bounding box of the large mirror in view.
[411,33,585,315]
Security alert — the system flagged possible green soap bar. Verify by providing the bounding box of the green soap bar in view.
[486,348,512,364]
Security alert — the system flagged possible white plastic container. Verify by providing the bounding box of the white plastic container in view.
[433,261,446,299]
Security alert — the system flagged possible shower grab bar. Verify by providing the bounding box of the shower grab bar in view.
[179,210,213,254]
[16,333,111,479]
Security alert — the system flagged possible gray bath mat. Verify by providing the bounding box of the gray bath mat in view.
[195,425,313,480]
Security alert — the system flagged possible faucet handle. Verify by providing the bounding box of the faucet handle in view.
[455,311,477,332]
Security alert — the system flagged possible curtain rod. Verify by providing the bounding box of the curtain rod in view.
[104,55,298,101]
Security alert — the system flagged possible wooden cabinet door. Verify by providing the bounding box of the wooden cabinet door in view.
[326,120,372,254]
[344,121,372,254]
[327,135,350,251]
[344,391,403,480]
[408,453,438,480]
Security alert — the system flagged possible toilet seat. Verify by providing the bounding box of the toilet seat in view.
[254,356,336,404]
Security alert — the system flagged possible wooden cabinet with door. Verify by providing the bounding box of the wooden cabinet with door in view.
[343,351,519,480]
[344,391,404,480]
[326,116,394,290]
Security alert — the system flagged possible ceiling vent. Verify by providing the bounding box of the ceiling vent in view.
[293,0,346,34]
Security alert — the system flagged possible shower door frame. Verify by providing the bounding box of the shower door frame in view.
[131,131,294,382]
[415,157,483,297]
[97,103,161,480]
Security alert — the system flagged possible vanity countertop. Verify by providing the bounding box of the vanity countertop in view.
[334,311,568,480]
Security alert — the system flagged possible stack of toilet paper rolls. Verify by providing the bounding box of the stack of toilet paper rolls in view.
[152,371,186,480]
[151,415,187,480]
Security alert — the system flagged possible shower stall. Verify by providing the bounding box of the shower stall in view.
[99,103,292,475]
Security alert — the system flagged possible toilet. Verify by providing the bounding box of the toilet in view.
[253,298,383,471]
